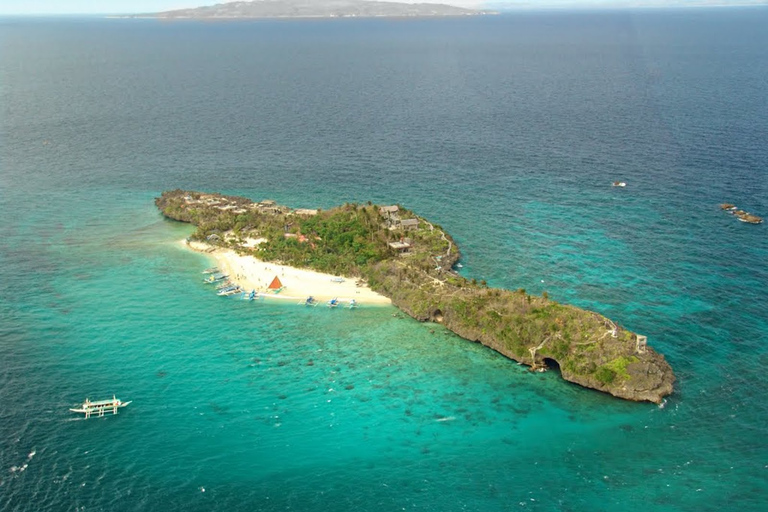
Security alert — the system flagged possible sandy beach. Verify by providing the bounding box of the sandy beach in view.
[184,240,392,305]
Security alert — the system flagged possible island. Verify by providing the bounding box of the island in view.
[156,190,675,404]
[135,0,494,19]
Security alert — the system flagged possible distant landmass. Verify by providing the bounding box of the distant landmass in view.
[136,0,494,19]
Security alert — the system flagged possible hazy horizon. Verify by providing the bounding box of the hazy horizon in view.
[2,0,767,16]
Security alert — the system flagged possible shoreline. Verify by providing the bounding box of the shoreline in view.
[182,240,392,306]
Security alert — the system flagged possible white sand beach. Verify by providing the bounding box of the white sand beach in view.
[184,240,392,305]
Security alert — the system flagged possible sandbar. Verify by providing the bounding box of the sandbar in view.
[183,240,392,306]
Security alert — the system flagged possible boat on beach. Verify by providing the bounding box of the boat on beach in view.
[70,396,130,418]
[299,296,318,306]
[202,267,220,274]
[204,273,228,284]
[217,285,242,296]
[327,297,340,308]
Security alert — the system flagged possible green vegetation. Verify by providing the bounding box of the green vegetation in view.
[155,190,674,403]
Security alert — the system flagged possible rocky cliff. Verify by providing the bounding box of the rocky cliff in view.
[157,189,675,403]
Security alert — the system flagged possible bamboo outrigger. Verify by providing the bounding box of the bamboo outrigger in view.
[70,396,131,418]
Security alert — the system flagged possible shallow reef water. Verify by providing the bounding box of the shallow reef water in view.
[1,9,767,512]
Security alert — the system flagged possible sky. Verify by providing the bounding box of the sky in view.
[0,0,764,15]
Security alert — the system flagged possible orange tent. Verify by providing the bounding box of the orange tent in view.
[267,276,283,291]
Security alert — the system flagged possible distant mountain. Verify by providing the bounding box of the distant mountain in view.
[140,0,494,19]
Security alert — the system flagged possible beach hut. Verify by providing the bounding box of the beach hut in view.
[267,276,284,293]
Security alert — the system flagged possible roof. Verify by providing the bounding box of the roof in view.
[380,205,399,213]
[400,218,419,227]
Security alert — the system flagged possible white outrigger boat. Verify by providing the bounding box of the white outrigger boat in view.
[217,285,242,296]
[70,396,131,418]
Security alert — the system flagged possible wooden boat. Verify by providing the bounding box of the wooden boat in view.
[203,273,228,284]
[202,267,220,274]
[70,396,130,418]
[217,286,242,296]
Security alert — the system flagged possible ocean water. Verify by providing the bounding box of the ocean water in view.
[1,9,767,511]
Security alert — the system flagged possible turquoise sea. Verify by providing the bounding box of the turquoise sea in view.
[1,9,766,511]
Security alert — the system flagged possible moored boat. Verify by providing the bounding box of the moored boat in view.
[327,297,339,308]
[202,267,220,274]
[217,285,242,296]
[203,273,228,284]
[70,396,130,418]
[299,296,318,306]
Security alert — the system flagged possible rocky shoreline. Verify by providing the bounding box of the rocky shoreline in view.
[157,190,675,404]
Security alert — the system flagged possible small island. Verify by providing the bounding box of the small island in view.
[134,0,494,20]
[157,190,675,403]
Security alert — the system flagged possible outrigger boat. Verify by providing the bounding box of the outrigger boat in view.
[327,298,340,308]
[217,285,242,296]
[202,267,220,274]
[348,299,358,309]
[299,296,318,306]
[243,289,258,301]
[70,396,130,419]
[203,273,228,284]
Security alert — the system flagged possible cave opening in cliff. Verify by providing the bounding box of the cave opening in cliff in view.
[543,358,561,374]
[432,309,443,323]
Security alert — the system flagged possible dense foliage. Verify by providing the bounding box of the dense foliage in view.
[156,190,674,403]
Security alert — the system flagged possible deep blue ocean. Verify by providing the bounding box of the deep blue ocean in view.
[1,9,766,511]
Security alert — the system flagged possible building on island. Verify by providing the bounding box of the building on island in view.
[388,237,413,253]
